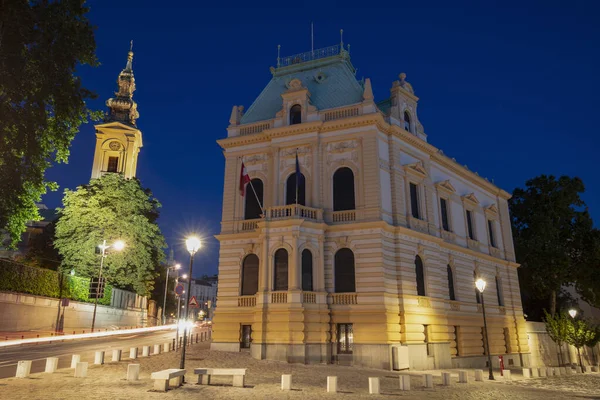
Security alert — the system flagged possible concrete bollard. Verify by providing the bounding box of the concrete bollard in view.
[442,372,451,386]
[502,370,511,380]
[564,367,572,375]
[531,367,539,378]
[559,367,567,375]
[539,367,547,377]
[327,376,338,393]
[575,366,582,374]
[142,346,150,357]
[553,367,560,376]
[71,354,81,369]
[129,347,138,360]
[163,342,170,353]
[474,369,484,381]
[45,357,59,373]
[112,349,122,362]
[458,370,468,383]
[522,368,531,379]
[591,366,599,372]
[423,374,434,388]
[74,362,88,378]
[399,375,411,390]
[16,361,32,378]
[368,377,380,395]
[127,364,140,381]
[153,344,161,355]
[582,366,588,373]
[94,351,105,365]
[281,374,292,390]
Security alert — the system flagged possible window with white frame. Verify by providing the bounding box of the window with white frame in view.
[488,219,497,248]
[466,209,476,240]
[440,197,451,232]
[409,182,420,219]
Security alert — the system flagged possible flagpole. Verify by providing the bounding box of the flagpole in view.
[295,149,299,206]
[241,157,265,217]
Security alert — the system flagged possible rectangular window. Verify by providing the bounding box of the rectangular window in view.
[240,325,252,349]
[488,220,496,248]
[337,323,353,354]
[410,183,420,219]
[107,156,119,173]
[466,210,475,240]
[440,198,450,231]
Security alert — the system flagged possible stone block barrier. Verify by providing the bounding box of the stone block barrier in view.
[368,377,380,394]
[45,357,58,373]
[539,367,547,377]
[153,344,161,355]
[281,374,292,390]
[458,370,468,383]
[502,370,511,380]
[112,349,122,362]
[399,375,411,390]
[327,376,337,393]
[575,366,582,374]
[130,347,138,360]
[531,368,539,378]
[127,364,140,381]
[423,374,434,388]
[474,370,483,381]
[163,342,170,353]
[94,350,105,365]
[442,372,451,386]
[16,360,32,378]
[522,368,531,378]
[74,362,88,378]
[142,345,150,357]
[71,354,81,368]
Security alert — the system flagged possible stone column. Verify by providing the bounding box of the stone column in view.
[290,233,300,291]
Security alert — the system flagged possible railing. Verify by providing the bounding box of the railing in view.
[237,296,256,307]
[271,292,287,304]
[323,106,360,122]
[467,238,480,251]
[409,216,429,234]
[331,293,358,305]
[279,45,341,67]
[239,121,272,136]
[332,210,356,223]
[241,219,260,231]
[266,205,322,222]
[303,292,316,304]
[441,230,456,243]
[489,246,503,259]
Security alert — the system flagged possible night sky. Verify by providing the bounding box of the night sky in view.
[42,1,600,277]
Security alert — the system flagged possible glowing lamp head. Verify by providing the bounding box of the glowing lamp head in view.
[568,309,577,318]
[475,278,486,293]
[174,263,181,270]
[182,274,188,280]
[186,236,201,255]
[112,240,125,251]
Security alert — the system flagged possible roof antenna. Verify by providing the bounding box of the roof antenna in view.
[277,44,281,68]
[340,29,344,50]
[311,22,314,54]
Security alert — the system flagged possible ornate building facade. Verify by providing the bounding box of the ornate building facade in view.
[91,44,142,180]
[211,41,530,370]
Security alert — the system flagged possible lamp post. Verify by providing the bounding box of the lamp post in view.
[476,277,494,380]
[91,239,125,332]
[180,236,201,372]
[162,263,181,325]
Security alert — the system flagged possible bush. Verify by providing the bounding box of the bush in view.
[0,259,111,305]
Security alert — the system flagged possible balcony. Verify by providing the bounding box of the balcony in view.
[408,216,429,234]
[237,296,256,307]
[302,292,316,304]
[332,210,356,223]
[266,205,323,222]
[441,230,457,243]
[330,293,358,305]
[489,246,503,259]
[240,219,260,232]
[271,291,287,304]
[467,238,481,251]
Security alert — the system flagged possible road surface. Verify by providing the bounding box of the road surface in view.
[0,326,208,379]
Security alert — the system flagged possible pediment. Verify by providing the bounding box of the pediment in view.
[404,161,428,177]
[95,121,139,132]
[485,204,499,215]
[462,193,480,205]
[435,180,456,193]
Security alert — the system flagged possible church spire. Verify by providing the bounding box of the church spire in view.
[105,41,139,126]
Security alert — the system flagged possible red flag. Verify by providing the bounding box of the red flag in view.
[239,162,251,196]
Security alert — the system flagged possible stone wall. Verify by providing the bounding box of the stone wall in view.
[526,321,600,367]
[0,291,147,332]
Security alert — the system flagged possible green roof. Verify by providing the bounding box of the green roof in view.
[240,51,365,124]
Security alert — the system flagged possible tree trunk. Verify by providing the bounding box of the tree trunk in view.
[557,342,564,366]
[550,290,557,316]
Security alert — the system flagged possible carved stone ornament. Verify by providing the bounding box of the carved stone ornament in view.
[327,140,358,154]
[418,297,431,308]
[109,141,121,151]
[244,154,267,165]
[287,78,303,90]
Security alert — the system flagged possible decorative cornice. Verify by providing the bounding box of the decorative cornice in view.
[435,179,457,194]
[403,161,428,178]
[462,193,480,206]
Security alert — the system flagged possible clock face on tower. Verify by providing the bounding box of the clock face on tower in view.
[109,141,121,151]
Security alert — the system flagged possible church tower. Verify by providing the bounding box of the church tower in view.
[91,43,142,180]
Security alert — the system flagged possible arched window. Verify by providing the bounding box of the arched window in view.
[290,104,302,125]
[273,249,289,291]
[415,255,426,296]
[496,276,504,306]
[447,265,456,301]
[286,173,306,206]
[333,167,355,211]
[241,254,259,296]
[403,111,411,132]
[334,248,355,293]
[244,178,263,220]
[301,249,313,291]
[475,272,481,304]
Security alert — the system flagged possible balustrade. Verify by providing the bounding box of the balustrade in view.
[330,293,358,305]
[323,106,360,122]
[237,296,256,307]
[239,121,272,136]
[332,210,356,223]
[271,292,287,304]
[302,292,316,304]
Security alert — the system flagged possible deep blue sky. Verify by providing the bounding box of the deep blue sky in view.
[43,1,600,277]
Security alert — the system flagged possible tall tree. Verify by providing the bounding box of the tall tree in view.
[543,310,570,366]
[567,318,595,370]
[54,174,166,295]
[0,0,99,247]
[510,175,597,316]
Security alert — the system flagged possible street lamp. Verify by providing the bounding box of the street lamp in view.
[476,277,494,380]
[568,308,584,371]
[180,236,201,372]
[91,239,125,332]
[162,263,181,325]
[568,309,577,319]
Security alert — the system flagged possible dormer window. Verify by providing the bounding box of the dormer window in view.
[403,111,411,132]
[290,104,302,125]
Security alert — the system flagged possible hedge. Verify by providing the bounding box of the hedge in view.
[0,259,112,305]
